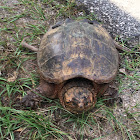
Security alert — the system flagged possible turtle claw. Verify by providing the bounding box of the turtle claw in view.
[103,86,119,105]
[21,90,41,109]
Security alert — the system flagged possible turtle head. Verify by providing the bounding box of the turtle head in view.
[60,84,96,114]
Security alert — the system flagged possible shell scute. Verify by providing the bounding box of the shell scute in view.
[38,21,118,83]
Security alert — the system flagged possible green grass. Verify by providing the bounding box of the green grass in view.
[0,0,140,139]
[0,107,72,139]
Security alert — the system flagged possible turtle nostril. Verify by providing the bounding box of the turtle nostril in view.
[78,103,84,108]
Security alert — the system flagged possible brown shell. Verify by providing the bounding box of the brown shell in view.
[37,20,119,84]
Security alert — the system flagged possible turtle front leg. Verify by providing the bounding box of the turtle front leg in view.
[21,79,56,108]
[103,84,119,105]
[95,82,119,105]
[94,83,109,97]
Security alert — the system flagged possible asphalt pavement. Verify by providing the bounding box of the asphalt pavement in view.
[77,0,140,47]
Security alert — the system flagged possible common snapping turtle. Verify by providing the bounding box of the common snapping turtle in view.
[21,19,119,113]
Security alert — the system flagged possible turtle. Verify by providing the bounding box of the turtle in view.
[21,19,119,114]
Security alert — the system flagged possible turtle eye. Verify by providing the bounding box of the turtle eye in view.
[72,102,77,106]
[84,101,88,106]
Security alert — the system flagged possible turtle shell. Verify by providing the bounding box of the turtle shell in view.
[37,20,119,84]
